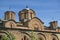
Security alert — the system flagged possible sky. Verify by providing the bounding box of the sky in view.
[0,0,60,26]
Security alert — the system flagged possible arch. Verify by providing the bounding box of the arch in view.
[37,33,46,40]
[21,32,30,37]
[51,34,59,40]
[29,17,44,24]
[0,31,14,40]
[21,32,31,40]
[28,17,44,30]
[5,21,16,28]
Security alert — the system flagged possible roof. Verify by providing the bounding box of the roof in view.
[5,11,15,14]
[19,8,35,15]
[33,17,44,24]
[28,17,44,24]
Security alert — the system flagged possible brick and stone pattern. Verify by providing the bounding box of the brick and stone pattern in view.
[0,7,60,40]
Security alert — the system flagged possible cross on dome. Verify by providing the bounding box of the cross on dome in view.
[26,5,30,10]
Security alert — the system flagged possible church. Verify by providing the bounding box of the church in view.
[0,7,60,40]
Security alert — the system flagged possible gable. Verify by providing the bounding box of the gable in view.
[4,20,16,28]
[31,17,44,24]
[28,17,44,30]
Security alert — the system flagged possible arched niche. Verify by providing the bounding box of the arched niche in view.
[51,34,59,40]
[37,33,46,40]
[21,32,31,40]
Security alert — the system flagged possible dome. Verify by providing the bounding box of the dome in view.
[19,6,35,14]
[19,9,35,15]
[4,11,15,20]
[18,6,36,22]
[5,11,15,14]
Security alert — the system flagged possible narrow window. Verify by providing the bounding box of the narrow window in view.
[10,22,14,28]
[24,13,26,19]
[23,36,29,40]
[30,13,32,19]
[34,27,38,30]
[34,24,39,30]
[24,36,26,40]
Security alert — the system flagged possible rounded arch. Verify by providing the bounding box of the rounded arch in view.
[29,17,44,24]
[51,34,59,40]
[21,32,30,37]
[37,33,46,40]
[0,31,14,40]
[5,21,16,28]
[28,17,44,30]
[21,32,31,40]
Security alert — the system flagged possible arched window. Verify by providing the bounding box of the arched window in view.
[34,24,39,30]
[21,35,29,40]
[24,13,26,19]
[24,36,26,40]
[21,13,24,19]
[10,22,14,28]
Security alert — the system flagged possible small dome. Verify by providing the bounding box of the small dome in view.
[5,11,15,14]
[4,11,15,20]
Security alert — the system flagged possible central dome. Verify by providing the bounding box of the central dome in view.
[18,7,36,23]
[19,6,35,14]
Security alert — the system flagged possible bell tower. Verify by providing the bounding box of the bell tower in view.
[4,11,15,20]
[18,6,35,23]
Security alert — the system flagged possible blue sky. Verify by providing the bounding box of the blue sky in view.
[0,0,60,26]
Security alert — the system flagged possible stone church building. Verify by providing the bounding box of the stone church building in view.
[0,7,60,40]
